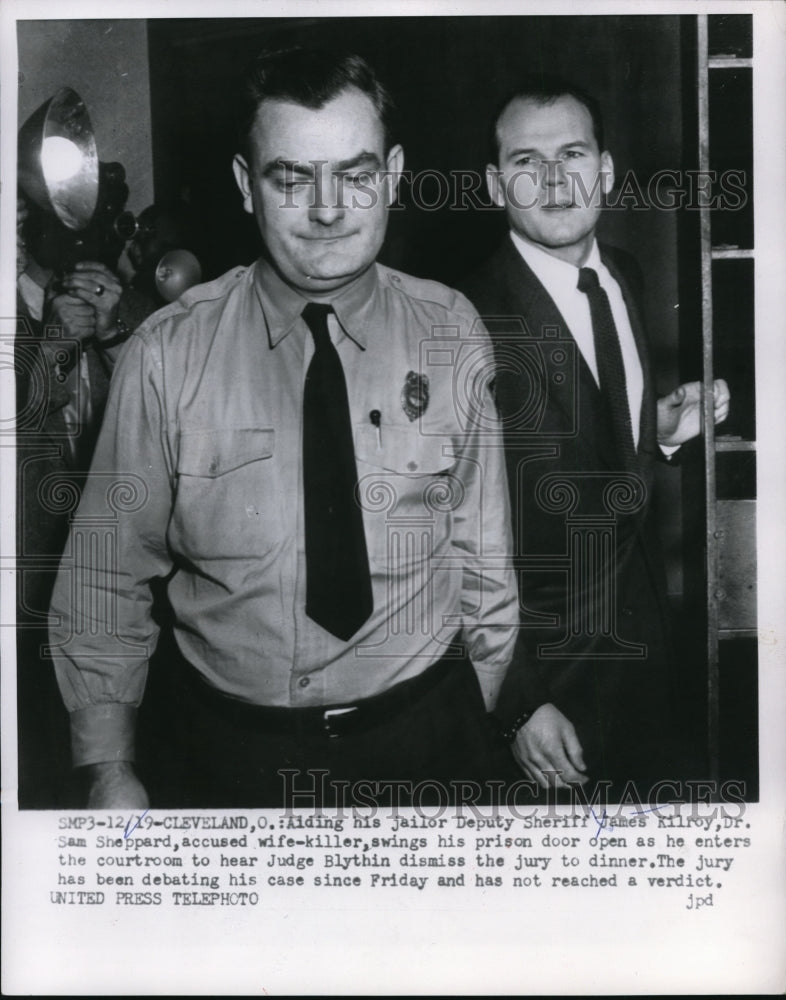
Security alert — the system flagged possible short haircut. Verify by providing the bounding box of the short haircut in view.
[237,47,396,162]
[490,74,605,163]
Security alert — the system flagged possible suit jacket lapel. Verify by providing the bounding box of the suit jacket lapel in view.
[493,239,617,465]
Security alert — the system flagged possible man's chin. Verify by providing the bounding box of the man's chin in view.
[536,225,595,250]
[302,270,359,287]
[536,209,599,239]
[293,259,375,292]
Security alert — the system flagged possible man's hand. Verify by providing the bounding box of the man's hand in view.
[86,762,149,809]
[511,703,588,789]
[657,379,730,448]
[45,288,96,344]
[63,262,123,341]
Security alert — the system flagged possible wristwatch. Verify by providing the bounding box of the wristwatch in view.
[96,318,133,350]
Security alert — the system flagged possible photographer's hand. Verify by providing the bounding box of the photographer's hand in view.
[63,262,123,342]
[44,285,96,345]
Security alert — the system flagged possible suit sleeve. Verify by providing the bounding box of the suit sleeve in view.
[490,632,552,739]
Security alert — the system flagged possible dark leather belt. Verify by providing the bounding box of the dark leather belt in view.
[185,647,469,739]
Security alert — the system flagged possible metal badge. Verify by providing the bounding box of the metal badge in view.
[401,371,429,422]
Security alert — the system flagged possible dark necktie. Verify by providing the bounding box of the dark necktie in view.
[577,267,638,471]
[302,302,373,640]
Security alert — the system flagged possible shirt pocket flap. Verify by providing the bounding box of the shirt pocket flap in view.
[354,424,456,475]
[178,428,275,478]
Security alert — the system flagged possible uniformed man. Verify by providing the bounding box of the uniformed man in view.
[49,48,519,809]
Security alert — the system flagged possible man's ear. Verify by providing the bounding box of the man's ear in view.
[384,144,405,205]
[232,154,254,215]
[600,151,615,195]
[486,164,505,208]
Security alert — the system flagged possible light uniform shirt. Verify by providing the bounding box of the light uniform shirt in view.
[50,259,519,767]
[509,232,644,447]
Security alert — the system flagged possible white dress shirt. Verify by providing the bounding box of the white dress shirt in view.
[509,232,644,447]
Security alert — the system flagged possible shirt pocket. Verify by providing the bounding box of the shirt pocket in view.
[171,428,278,560]
[354,424,461,568]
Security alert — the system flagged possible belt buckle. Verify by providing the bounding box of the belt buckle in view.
[322,706,358,738]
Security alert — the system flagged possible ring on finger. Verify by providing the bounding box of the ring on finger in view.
[95,284,104,296]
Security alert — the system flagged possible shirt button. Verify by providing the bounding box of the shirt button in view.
[621,606,634,617]
[298,676,311,689]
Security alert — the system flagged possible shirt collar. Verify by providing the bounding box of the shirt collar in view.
[253,257,379,350]
[509,230,602,296]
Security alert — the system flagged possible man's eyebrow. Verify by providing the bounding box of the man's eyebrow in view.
[503,147,538,160]
[260,152,383,178]
[333,151,383,172]
[260,159,315,179]
[504,139,593,159]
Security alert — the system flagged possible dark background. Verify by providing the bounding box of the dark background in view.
[149,16,684,356]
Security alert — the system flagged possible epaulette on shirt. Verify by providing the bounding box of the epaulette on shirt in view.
[134,266,250,344]
[377,264,474,319]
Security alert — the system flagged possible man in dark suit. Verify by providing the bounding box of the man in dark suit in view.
[459,76,729,798]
